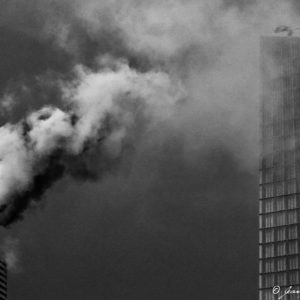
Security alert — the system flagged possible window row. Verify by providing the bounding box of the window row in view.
[261,151,295,169]
[259,195,298,214]
[259,272,300,288]
[260,180,297,199]
[259,241,299,259]
[260,166,296,184]
[261,149,300,170]
[262,104,296,126]
[262,137,296,154]
[259,211,300,228]
[259,226,298,243]
[274,108,296,122]
[262,121,298,139]
[259,256,300,273]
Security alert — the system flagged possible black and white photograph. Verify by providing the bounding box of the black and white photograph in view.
[0,0,300,299]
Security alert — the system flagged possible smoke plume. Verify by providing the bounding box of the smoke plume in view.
[0,0,298,223]
[0,64,182,226]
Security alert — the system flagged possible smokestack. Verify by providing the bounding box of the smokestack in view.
[0,260,7,300]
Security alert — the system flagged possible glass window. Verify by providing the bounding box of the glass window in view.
[289,256,299,270]
[285,120,295,136]
[275,182,284,197]
[259,231,263,243]
[274,121,283,136]
[288,226,298,240]
[259,170,263,184]
[277,257,286,271]
[286,180,296,194]
[284,105,294,121]
[274,138,284,154]
[264,274,275,288]
[265,200,275,213]
[265,215,275,227]
[259,246,263,259]
[266,290,273,300]
[276,212,286,226]
[285,137,296,151]
[285,151,295,165]
[290,293,300,300]
[289,241,299,254]
[276,197,285,211]
[277,273,287,286]
[265,229,275,243]
[259,275,263,288]
[264,169,273,183]
[262,154,273,168]
[265,244,275,258]
[295,99,300,117]
[277,242,286,256]
[264,141,274,154]
[264,184,274,198]
[287,195,297,209]
[296,150,300,170]
[286,165,296,179]
[263,125,273,138]
[260,290,273,300]
[290,271,300,285]
[274,140,284,153]
[259,260,263,273]
[259,186,263,199]
[296,119,300,132]
[274,166,284,181]
[259,201,263,213]
[288,211,297,224]
[277,227,286,241]
[266,260,275,273]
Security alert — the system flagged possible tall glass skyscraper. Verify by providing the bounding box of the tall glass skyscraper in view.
[260,37,300,300]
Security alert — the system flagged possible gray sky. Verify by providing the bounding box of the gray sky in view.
[0,0,298,299]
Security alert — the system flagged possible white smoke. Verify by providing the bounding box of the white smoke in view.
[0,62,183,224]
[49,0,299,170]
[0,0,299,223]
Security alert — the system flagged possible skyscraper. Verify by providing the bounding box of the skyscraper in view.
[0,260,7,300]
[260,36,300,299]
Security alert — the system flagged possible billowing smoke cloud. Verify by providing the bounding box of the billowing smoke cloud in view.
[0,63,182,226]
[0,0,299,225]
[39,0,299,170]
[0,0,299,299]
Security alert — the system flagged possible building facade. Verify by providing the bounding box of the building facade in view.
[259,37,300,300]
[0,260,7,300]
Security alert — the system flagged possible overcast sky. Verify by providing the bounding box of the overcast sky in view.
[0,0,299,299]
